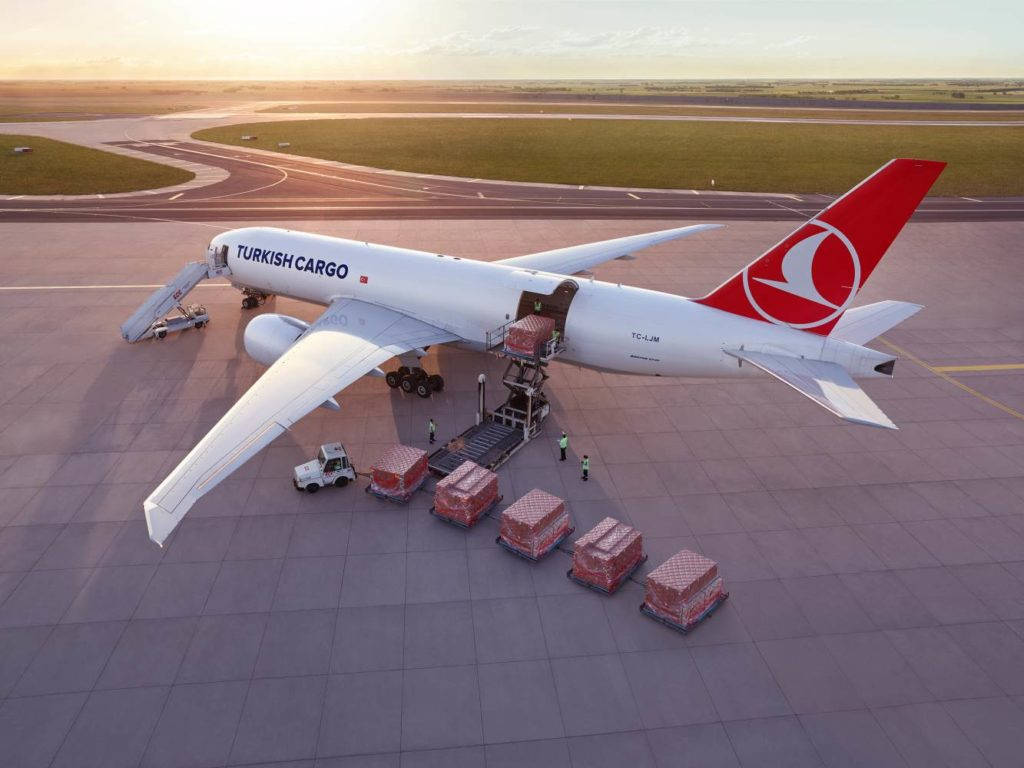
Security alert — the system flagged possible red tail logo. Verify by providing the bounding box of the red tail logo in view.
[696,158,945,335]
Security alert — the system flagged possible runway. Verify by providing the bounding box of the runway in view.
[3,139,1022,224]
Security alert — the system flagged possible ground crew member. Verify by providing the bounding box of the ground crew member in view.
[534,298,543,313]
[428,418,436,444]
[551,328,560,345]
[559,431,568,461]
[581,454,590,481]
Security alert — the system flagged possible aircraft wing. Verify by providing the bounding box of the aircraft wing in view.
[144,298,457,546]
[497,224,720,276]
[725,349,897,430]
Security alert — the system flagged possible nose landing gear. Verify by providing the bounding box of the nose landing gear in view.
[385,366,445,398]
[241,289,271,310]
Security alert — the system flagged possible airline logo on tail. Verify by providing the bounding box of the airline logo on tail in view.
[743,219,861,329]
[695,158,946,336]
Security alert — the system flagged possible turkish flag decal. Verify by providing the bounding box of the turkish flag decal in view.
[359,275,368,284]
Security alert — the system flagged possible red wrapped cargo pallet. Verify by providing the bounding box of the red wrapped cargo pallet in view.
[504,314,556,358]
[369,444,428,501]
[642,550,728,632]
[498,489,572,560]
[569,517,645,594]
[433,460,499,527]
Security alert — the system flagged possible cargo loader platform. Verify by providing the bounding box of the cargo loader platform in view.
[428,339,554,477]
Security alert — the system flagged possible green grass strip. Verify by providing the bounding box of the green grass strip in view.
[0,134,194,195]
[194,118,1024,196]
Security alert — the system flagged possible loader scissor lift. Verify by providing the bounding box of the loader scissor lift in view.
[427,326,556,477]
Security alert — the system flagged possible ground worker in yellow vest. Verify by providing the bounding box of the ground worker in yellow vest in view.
[559,431,568,461]
[428,418,436,444]
[581,454,590,481]
[534,298,543,314]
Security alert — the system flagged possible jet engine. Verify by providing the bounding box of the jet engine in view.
[243,313,310,366]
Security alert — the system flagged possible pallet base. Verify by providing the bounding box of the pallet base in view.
[428,495,503,529]
[639,592,729,634]
[365,478,425,504]
[495,526,575,563]
[566,554,648,595]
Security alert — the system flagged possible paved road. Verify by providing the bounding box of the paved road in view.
[3,139,1022,223]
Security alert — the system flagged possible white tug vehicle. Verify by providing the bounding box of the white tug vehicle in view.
[293,443,356,493]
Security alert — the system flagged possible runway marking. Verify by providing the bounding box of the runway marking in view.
[932,363,1024,372]
[6,195,24,200]
[627,193,641,200]
[0,283,232,291]
[168,193,184,201]
[477,192,485,198]
[961,197,982,202]
[880,338,1024,422]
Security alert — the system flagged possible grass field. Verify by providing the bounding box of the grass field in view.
[0,135,194,195]
[259,102,1024,122]
[194,118,1024,196]
[2,79,1022,122]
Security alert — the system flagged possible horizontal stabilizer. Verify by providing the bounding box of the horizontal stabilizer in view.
[498,224,720,276]
[830,300,923,345]
[725,349,897,430]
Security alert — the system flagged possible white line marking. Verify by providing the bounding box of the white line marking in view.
[6,195,24,200]
[169,192,183,201]
[961,196,982,202]
[477,192,485,199]
[97,194,105,199]
[0,284,232,291]
[627,193,640,200]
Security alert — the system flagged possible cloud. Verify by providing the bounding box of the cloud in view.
[765,34,815,50]
[393,25,754,59]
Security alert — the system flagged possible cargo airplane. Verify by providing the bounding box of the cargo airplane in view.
[144,158,944,545]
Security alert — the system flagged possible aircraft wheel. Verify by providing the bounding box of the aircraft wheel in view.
[305,483,320,494]
[335,476,349,488]
[400,374,418,393]
[397,366,411,376]
[156,329,167,339]
[194,320,205,329]
[241,297,256,309]
[428,375,444,392]
[385,371,402,388]
[415,381,432,398]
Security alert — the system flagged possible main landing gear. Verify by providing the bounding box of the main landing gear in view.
[241,289,271,310]
[384,366,445,399]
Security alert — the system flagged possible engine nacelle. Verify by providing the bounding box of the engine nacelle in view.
[243,313,310,366]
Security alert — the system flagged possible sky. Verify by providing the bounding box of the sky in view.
[2,0,1021,79]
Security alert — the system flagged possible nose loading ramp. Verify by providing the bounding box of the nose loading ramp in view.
[120,245,230,343]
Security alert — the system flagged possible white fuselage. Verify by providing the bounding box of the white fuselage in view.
[212,226,891,379]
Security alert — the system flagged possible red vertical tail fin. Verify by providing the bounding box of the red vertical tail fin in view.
[694,158,945,335]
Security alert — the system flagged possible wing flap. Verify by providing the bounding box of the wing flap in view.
[145,299,457,545]
[497,224,720,276]
[726,349,897,430]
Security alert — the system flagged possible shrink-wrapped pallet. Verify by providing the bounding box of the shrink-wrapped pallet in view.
[570,517,644,593]
[644,550,726,628]
[369,444,428,500]
[499,489,571,559]
[504,314,556,358]
[433,460,499,527]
